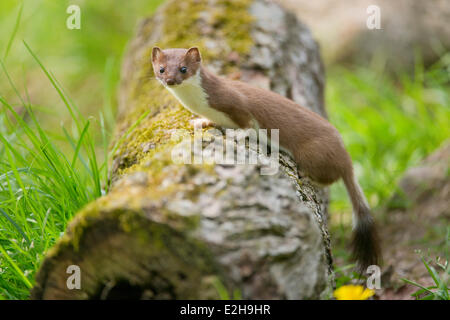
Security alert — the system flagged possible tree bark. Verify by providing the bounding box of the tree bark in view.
[31,0,332,300]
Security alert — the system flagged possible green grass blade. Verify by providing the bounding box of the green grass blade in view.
[61,125,92,176]
[22,41,81,132]
[212,278,230,300]
[3,2,23,61]
[0,208,30,244]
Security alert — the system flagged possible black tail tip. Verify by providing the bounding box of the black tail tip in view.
[351,215,382,275]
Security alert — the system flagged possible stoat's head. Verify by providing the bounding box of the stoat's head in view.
[152,47,202,87]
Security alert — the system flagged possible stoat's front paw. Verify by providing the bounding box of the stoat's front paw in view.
[189,118,215,128]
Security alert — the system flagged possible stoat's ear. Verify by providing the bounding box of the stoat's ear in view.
[186,47,201,63]
[152,47,163,63]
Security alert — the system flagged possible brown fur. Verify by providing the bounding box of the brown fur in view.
[152,47,381,272]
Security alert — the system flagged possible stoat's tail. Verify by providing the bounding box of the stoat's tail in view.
[343,170,381,273]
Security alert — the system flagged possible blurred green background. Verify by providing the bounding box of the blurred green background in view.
[0,0,448,299]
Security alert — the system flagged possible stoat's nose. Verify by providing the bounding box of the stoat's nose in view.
[166,79,175,86]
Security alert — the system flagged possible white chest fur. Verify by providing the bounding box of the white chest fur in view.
[165,72,239,129]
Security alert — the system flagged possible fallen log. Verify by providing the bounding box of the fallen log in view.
[31,0,333,300]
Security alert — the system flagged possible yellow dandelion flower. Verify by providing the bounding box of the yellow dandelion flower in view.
[333,285,375,300]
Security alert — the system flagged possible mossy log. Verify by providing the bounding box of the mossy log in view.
[31,0,332,300]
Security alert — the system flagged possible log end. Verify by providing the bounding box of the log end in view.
[31,199,222,299]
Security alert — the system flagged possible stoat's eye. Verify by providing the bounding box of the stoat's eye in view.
[159,67,165,74]
[180,66,187,74]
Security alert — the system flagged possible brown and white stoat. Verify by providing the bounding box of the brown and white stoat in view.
[152,47,381,272]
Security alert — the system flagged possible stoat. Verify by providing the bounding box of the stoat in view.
[152,47,381,272]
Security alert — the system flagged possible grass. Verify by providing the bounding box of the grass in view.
[0,0,165,152]
[0,0,164,300]
[401,228,449,300]
[0,1,449,300]
[327,54,450,288]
